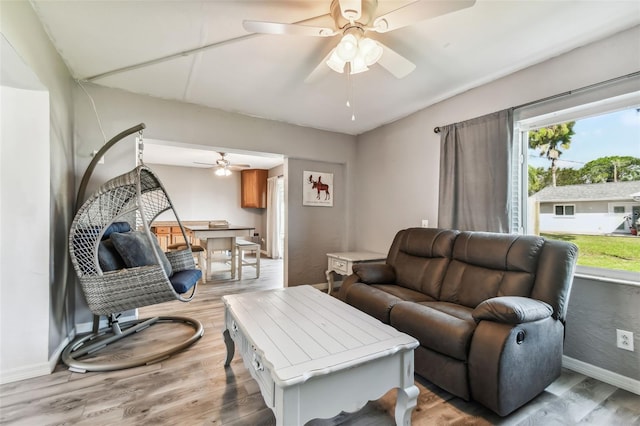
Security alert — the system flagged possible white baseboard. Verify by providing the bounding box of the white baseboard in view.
[0,362,52,385]
[0,331,76,385]
[563,355,640,395]
[1,314,141,384]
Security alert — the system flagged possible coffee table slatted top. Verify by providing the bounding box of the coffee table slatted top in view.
[223,285,418,387]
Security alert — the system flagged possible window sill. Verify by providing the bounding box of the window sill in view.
[574,265,640,287]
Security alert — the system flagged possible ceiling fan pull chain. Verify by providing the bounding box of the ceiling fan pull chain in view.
[346,66,356,121]
[346,63,351,107]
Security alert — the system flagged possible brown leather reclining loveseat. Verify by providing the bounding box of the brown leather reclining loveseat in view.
[338,227,578,416]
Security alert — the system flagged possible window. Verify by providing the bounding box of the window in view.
[613,206,625,214]
[514,81,640,276]
[554,204,575,216]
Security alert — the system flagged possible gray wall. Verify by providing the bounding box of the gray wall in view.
[1,1,75,374]
[286,159,347,286]
[565,277,640,380]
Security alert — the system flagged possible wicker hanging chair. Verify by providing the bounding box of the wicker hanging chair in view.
[63,123,204,372]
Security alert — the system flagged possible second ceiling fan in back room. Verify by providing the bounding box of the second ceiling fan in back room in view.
[194,152,251,176]
[243,0,476,81]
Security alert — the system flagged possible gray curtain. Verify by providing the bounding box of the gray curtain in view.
[438,109,513,232]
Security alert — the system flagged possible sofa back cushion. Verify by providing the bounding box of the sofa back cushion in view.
[439,232,545,308]
[387,228,458,299]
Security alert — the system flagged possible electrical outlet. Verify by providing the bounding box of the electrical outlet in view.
[421,219,429,228]
[616,329,634,352]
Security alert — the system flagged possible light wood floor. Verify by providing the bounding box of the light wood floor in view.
[1,257,639,425]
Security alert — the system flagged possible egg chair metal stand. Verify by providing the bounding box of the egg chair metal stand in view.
[63,123,204,372]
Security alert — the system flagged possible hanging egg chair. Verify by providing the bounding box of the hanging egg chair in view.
[63,123,204,372]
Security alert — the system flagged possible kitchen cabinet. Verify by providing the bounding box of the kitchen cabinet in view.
[152,226,171,251]
[151,225,187,251]
[241,169,268,208]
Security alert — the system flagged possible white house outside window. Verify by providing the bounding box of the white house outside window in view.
[513,77,640,279]
[554,204,575,216]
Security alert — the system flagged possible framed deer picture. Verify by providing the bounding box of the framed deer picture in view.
[303,171,333,207]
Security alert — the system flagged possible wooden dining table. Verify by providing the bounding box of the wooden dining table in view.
[184,225,255,280]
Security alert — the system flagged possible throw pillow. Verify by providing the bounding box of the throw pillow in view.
[102,221,132,240]
[110,231,173,277]
[98,239,126,272]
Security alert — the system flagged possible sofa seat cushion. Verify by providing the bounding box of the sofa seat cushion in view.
[419,301,475,322]
[390,301,477,362]
[370,284,435,302]
[344,283,406,324]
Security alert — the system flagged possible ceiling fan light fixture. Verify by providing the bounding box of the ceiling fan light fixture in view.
[215,167,232,177]
[326,49,346,73]
[336,34,358,62]
[359,37,383,66]
[349,55,369,74]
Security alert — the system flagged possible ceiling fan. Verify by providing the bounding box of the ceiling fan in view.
[243,0,476,81]
[194,152,251,176]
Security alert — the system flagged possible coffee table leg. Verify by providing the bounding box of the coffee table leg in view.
[395,349,418,425]
[395,384,419,425]
[223,329,235,366]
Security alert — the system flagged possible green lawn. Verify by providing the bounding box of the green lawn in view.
[541,233,640,272]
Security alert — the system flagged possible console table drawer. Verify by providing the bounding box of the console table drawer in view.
[227,316,275,408]
[245,347,274,408]
[330,258,349,275]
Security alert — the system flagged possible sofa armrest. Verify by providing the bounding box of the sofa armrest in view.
[472,296,553,324]
[468,317,564,415]
[352,263,396,284]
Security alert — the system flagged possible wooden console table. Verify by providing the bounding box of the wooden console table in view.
[222,285,419,425]
[326,251,386,294]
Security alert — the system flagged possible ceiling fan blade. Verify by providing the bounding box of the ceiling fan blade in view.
[338,0,361,21]
[376,42,416,79]
[304,49,334,83]
[243,20,337,37]
[193,161,215,167]
[372,0,476,33]
[228,164,251,170]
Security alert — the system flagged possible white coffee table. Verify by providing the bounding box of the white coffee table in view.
[222,285,419,425]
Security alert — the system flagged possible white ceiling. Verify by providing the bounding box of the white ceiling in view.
[31,0,640,136]
[143,139,284,170]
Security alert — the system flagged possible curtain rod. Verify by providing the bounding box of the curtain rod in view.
[433,71,640,134]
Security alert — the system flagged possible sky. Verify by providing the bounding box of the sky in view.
[527,107,640,170]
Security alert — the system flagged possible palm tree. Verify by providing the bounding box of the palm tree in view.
[528,122,575,186]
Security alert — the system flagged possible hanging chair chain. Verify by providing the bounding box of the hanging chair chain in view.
[137,129,145,164]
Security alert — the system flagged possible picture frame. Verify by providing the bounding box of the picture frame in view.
[303,171,333,207]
